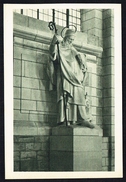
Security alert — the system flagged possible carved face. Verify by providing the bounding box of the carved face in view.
[66,35,75,44]
[64,35,75,47]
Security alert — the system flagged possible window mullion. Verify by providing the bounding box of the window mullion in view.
[53,9,55,23]
[66,9,69,28]
[37,9,39,19]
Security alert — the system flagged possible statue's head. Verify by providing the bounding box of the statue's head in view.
[64,29,76,45]
[65,29,76,37]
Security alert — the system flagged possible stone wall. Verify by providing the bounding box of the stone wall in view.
[102,9,115,171]
[13,37,57,127]
[81,9,115,171]
[14,135,50,171]
[102,137,115,171]
[13,13,57,171]
[81,9,103,128]
[81,9,103,47]
[13,12,114,171]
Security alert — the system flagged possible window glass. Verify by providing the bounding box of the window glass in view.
[14,9,21,13]
[13,9,81,31]
[23,9,28,15]
[28,9,32,17]
[32,10,37,18]
[39,13,43,20]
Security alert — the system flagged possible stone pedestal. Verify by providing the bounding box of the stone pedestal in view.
[50,126,103,171]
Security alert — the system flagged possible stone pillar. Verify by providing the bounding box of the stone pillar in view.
[102,9,115,171]
[50,126,103,171]
[103,9,114,137]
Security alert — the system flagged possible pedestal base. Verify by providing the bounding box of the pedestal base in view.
[50,125,103,171]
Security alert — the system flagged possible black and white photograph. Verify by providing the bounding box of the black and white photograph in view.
[4,4,122,179]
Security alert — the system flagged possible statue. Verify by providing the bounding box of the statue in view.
[47,23,95,128]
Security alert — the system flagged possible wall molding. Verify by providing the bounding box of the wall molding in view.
[13,24,103,58]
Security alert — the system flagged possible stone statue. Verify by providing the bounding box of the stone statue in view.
[47,28,95,128]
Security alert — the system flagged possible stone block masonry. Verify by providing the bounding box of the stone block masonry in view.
[13,41,57,125]
[80,9,115,171]
[13,42,57,171]
[14,135,50,171]
[14,129,111,171]
[81,9,103,47]
[13,14,58,171]
[102,10,115,172]
[102,136,115,171]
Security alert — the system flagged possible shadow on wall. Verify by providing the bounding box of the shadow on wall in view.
[35,53,57,127]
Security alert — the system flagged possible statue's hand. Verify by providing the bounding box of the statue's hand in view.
[51,34,59,45]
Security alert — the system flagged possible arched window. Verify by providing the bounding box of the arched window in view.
[13,9,81,31]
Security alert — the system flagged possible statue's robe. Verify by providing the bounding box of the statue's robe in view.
[47,39,92,123]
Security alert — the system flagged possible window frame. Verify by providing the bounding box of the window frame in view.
[16,8,81,31]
